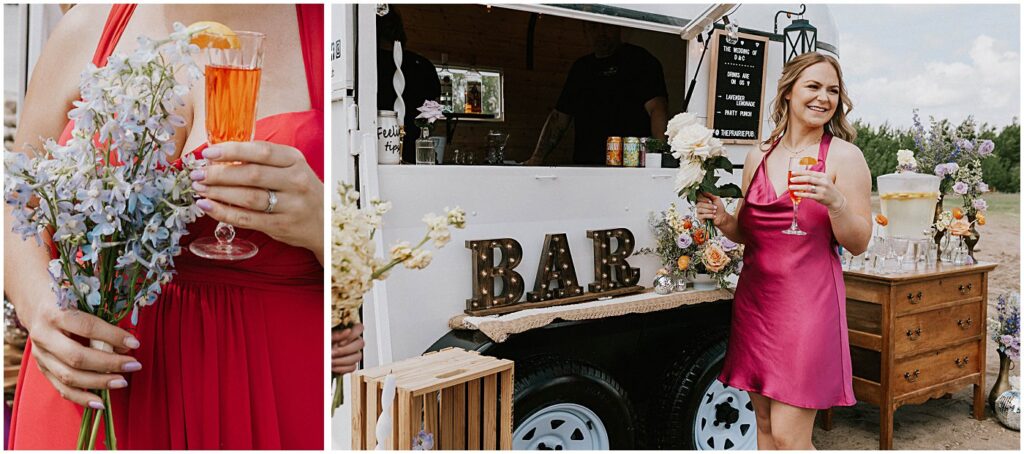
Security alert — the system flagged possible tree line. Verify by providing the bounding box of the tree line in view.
[852,118,1020,192]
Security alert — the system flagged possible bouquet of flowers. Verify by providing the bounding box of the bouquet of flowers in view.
[909,111,995,220]
[4,24,204,450]
[330,182,466,414]
[988,292,1020,363]
[667,112,741,205]
[640,203,743,287]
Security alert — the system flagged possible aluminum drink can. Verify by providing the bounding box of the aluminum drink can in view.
[638,137,648,167]
[606,136,623,166]
[623,137,640,167]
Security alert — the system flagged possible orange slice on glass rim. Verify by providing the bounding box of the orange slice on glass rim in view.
[186,21,240,49]
[799,156,818,166]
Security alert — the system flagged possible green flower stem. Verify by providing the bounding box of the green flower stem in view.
[86,407,103,450]
[102,389,117,450]
[77,406,94,450]
[331,374,344,416]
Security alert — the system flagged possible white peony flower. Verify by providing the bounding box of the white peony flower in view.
[670,123,715,161]
[675,161,706,194]
[666,112,700,142]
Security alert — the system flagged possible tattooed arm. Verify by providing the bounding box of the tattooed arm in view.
[525,109,572,166]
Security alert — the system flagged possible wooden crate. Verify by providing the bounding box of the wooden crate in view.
[352,348,514,450]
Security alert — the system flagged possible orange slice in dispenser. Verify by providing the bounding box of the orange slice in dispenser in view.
[874,213,889,226]
[187,21,240,49]
[799,156,818,166]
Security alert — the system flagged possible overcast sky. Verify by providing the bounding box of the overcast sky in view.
[831,4,1020,130]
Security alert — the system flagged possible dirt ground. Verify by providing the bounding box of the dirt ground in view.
[813,193,1021,450]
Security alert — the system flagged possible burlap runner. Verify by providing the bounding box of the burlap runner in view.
[449,287,734,343]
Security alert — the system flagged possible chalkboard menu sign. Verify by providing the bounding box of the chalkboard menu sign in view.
[706,29,769,144]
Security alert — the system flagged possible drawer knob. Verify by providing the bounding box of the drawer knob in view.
[906,327,923,340]
[958,283,974,295]
[904,369,921,383]
[955,355,970,368]
[957,318,973,329]
[906,291,923,304]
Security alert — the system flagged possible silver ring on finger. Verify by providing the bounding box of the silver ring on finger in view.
[264,189,278,213]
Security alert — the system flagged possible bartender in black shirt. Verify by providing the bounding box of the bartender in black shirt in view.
[377,7,441,162]
[526,22,669,166]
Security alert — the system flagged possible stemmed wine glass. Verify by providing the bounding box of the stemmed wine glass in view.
[189,31,265,260]
[782,156,816,235]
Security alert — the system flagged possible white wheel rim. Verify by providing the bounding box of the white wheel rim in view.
[692,379,758,450]
[513,403,610,450]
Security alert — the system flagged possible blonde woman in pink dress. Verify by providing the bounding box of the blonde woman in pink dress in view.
[696,52,872,450]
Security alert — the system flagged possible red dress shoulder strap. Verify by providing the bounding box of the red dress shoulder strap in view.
[92,4,137,66]
[295,4,323,111]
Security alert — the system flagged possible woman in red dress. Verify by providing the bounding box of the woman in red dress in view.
[6,4,325,449]
[696,52,872,449]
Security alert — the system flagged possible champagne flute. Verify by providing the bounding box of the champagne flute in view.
[189,31,265,260]
[782,156,815,235]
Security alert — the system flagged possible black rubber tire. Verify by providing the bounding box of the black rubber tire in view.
[513,356,637,450]
[656,336,750,450]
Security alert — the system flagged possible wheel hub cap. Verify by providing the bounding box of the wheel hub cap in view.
[693,379,758,450]
[513,403,610,450]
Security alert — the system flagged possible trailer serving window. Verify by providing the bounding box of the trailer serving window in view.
[394,3,687,166]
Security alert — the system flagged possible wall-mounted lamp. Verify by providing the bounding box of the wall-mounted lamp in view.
[775,4,817,64]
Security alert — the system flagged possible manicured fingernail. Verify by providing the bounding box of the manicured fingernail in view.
[89,401,105,410]
[108,378,128,389]
[190,169,206,181]
[123,336,140,349]
[192,181,208,192]
[122,361,142,372]
[204,147,222,159]
[196,199,213,212]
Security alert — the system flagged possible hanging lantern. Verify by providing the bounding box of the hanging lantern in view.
[783,18,817,64]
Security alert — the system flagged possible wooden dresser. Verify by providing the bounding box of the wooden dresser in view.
[825,262,996,449]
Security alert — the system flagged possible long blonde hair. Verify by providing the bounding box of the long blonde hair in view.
[762,52,856,150]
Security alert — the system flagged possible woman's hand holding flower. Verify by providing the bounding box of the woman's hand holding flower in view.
[191,141,324,263]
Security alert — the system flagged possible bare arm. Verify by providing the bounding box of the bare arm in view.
[825,148,873,254]
[525,109,571,166]
[645,96,668,140]
[789,143,873,255]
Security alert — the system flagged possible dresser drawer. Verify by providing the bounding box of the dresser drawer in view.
[893,341,980,395]
[894,302,983,358]
[893,273,982,314]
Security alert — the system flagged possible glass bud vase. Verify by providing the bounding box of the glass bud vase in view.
[415,126,436,165]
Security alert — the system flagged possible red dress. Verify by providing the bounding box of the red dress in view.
[717,134,856,410]
[8,4,325,449]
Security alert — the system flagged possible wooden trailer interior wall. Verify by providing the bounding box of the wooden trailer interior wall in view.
[397,4,687,164]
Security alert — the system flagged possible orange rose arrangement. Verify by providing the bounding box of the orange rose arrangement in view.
[639,203,744,288]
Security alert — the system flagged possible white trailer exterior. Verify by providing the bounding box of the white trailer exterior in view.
[332,4,840,450]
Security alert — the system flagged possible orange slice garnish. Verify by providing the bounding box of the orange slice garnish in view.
[187,21,240,49]
[799,156,818,166]
[874,213,889,226]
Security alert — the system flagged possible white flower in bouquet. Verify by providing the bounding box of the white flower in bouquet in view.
[330,183,466,413]
[665,112,700,142]
[674,161,707,195]
[896,149,918,173]
[670,123,715,160]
